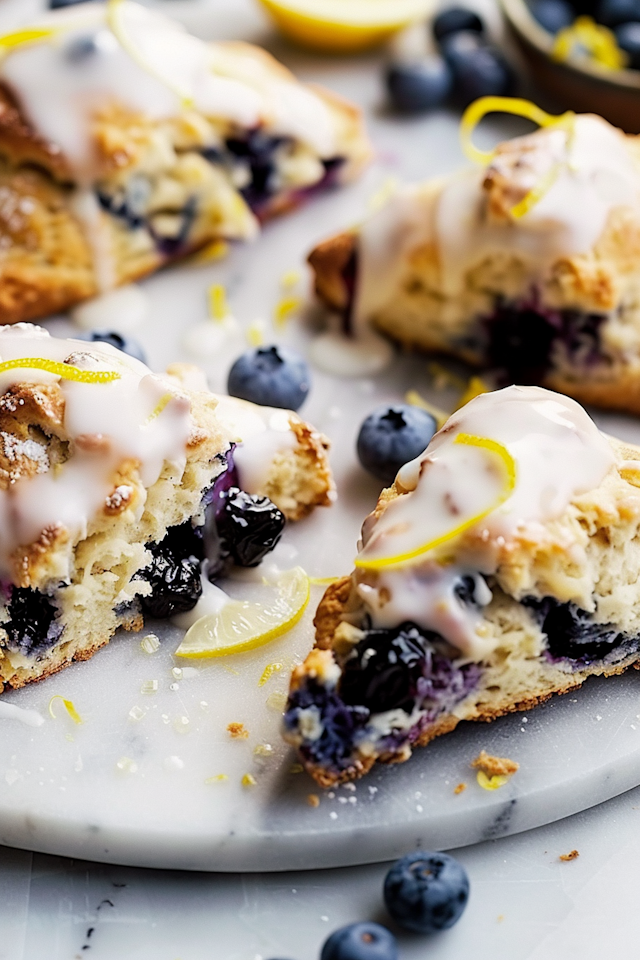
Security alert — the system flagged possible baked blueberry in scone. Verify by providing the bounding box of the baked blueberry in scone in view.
[308,98,640,416]
[284,385,640,786]
[0,324,333,692]
[0,1,371,324]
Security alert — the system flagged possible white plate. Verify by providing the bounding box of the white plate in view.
[3,0,640,873]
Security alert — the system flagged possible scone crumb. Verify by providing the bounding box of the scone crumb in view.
[307,793,320,808]
[254,743,274,757]
[472,750,519,777]
[227,722,249,740]
[454,782,467,795]
[497,914,505,924]
[242,773,257,788]
[559,849,579,862]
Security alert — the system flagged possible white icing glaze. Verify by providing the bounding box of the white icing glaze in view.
[70,283,149,331]
[0,323,191,578]
[309,329,394,377]
[357,386,615,659]
[355,115,640,323]
[0,700,45,727]
[1,2,337,181]
[213,395,297,495]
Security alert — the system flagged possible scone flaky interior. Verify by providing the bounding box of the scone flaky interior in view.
[0,324,333,693]
[284,385,640,786]
[0,1,371,323]
[309,109,640,415]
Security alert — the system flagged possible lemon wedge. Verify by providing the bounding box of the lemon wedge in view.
[175,567,310,658]
[355,433,517,571]
[257,0,435,53]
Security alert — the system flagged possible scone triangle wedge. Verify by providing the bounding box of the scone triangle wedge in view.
[0,323,333,693]
[0,0,370,324]
[283,385,640,786]
[309,96,640,416]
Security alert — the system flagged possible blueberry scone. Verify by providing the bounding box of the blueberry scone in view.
[284,385,640,786]
[0,0,371,324]
[309,99,640,415]
[0,324,333,692]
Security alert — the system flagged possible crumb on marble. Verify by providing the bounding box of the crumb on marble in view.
[497,914,505,923]
[227,721,249,740]
[454,782,467,795]
[307,793,320,808]
[205,773,229,784]
[559,849,579,862]
[471,750,519,777]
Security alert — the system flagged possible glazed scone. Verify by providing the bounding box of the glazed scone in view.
[0,1,371,324]
[284,385,640,786]
[309,102,640,416]
[0,324,333,693]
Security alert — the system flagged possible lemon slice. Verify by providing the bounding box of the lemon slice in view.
[175,567,310,658]
[256,0,435,53]
[355,433,517,571]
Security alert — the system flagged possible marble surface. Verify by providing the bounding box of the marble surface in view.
[1,0,640,950]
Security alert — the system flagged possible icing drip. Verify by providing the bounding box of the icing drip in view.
[0,323,191,579]
[356,386,615,660]
[355,115,640,324]
[0,1,337,181]
[213,395,297,495]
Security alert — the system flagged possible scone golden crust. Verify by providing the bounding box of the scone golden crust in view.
[309,109,640,416]
[283,385,640,786]
[0,2,371,324]
[0,325,333,694]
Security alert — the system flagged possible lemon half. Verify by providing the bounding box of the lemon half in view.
[175,567,310,658]
[257,0,435,53]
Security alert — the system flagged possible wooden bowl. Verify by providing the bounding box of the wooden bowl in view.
[500,0,640,132]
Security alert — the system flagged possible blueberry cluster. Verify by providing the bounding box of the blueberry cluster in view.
[530,0,640,68]
[138,521,204,620]
[267,850,470,958]
[204,486,286,580]
[483,300,605,384]
[284,621,480,774]
[3,587,64,656]
[525,595,637,664]
[386,6,514,113]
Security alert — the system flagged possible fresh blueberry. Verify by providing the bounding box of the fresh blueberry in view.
[138,522,204,619]
[80,330,147,365]
[433,6,485,42]
[443,33,516,104]
[356,403,437,485]
[384,850,470,934]
[204,486,285,578]
[596,0,640,26]
[227,345,310,411]
[320,922,398,960]
[530,0,575,32]
[614,21,640,65]
[385,57,453,112]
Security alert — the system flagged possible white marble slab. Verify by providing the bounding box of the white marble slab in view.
[3,0,640,875]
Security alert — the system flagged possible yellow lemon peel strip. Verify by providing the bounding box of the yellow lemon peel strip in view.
[460,96,574,166]
[48,696,83,724]
[354,433,517,571]
[106,0,194,108]
[553,16,625,70]
[0,27,58,53]
[258,662,283,687]
[454,376,491,411]
[208,283,228,322]
[144,392,175,424]
[476,770,509,790]
[0,357,120,384]
[404,390,449,430]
